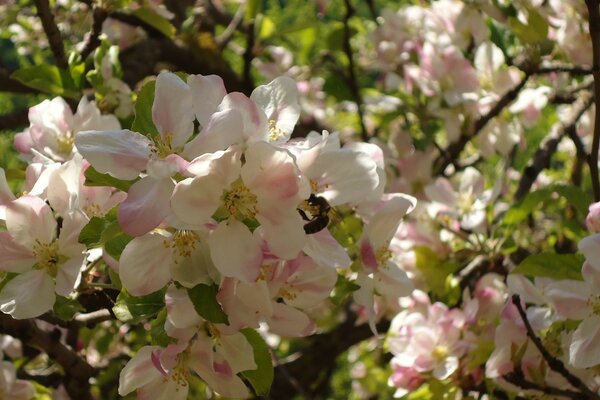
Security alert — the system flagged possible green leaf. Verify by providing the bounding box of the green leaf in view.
[84,166,135,192]
[104,232,133,261]
[131,79,159,138]
[132,7,176,39]
[11,65,76,97]
[53,296,84,321]
[331,274,360,306]
[414,247,461,300]
[187,284,229,324]
[112,289,165,323]
[245,0,261,21]
[151,309,176,347]
[504,185,592,225]
[79,216,110,246]
[512,252,584,281]
[240,328,274,396]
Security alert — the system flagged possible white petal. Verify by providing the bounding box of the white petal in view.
[75,129,151,180]
[570,316,600,368]
[188,74,227,127]
[268,302,315,337]
[0,270,55,319]
[152,71,194,149]
[171,176,223,228]
[250,76,300,138]
[6,196,56,249]
[118,346,163,396]
[181,109,244,159]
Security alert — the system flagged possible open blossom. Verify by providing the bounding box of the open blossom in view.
[14,97,120,162]
[0,196,86,318]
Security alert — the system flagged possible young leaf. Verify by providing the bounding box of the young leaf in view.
[112,289,165,323]
[512,252,584,281]
[131,79,159,138]
[84,165,136,192]
[187,284,229,324]
[11,65,65,96]
[53,296,84,321]
[132,7,176,39]
[241,328,274,396]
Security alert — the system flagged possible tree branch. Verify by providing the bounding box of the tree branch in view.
[342,0,368,142]
[0,313,96,400]
[34,0,69,70]
[586,0,600,201]
[514,90,594,201]
[511,295,600,400]
[80,6,108,60]
[0,108,29,132]
[433,73,530,175]
[504,367,585,399]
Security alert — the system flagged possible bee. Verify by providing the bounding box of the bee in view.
[297,194,332,234]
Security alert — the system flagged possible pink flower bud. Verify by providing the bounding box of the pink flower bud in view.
[586,202,600,232]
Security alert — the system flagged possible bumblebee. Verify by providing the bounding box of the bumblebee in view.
[297,194,332,234]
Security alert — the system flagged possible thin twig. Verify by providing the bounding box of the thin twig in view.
[216,3,246,49]
[586,0,600,201]
[242,20,256,89]
[511,295,600,400]
[34,0,69,69]
[342,0,368,141]
[80,6,108,60]
[0,313,96,400]
[504,367,585,399]
[433,73,530,174]
[514,90,594,200]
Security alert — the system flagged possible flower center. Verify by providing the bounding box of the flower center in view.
[376,246,393,266]
[222,181,258,220]
[32,239,60,277]
[268,120,286,142]
[588,295,600,315]
[169,352,192,389]
[457,190,475,215]
[150,132,175,158]
[83,203,102,218]
[163,230,199,262]
[57,134,74,157]
[432,345,448,361]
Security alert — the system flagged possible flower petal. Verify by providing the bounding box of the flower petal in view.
[152,71,194,149]
[118,176,174,237]
[188,74,227,127]
[0,270,55,319]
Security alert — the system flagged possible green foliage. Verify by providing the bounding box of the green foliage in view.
[511,252,584,281]
[131,79,159,138]
[187,283,229,324]
[414,246,461,302]
[150,309,176,347]
[131,7,176,39]
[11,65,79,98]
[112,288,165,323]
[84,165,136,192]
[240,328,274,396]
[53,295,84,321]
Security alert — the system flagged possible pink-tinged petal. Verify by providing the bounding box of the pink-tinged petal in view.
[579,233,600,272]
[171,176,223,228]
[545,280,590,320]
[307,150,380,206]
[506,274,546,305]
[137,372,188,400]
[569,316,600,368]
[57,210,88,256]
[459,167,484,195]
[209,220,263,282]
[218,92,268,141]
[0,270,55,319]
[258,213,305,260]
[170,239,213,288]
[75,129,151,180]
[13,130,34,156]
[218,279,272,331]
[353,272,377,334]
[119,231,173,296]
[182,109,244,159]
[146,154,188,179]
[424,178,458,206]
[217,332,257,374]
[118,176,174,236]
[583,261,600,292]
[267,302,315,337]
[374,262,413,298]
[433,356,459,380]
[186,147,242,183]
[303,229,351,269]
[188,339,250,399]
[0,168,15,205]
[152,71,194,148]
[364,196,414,249]
[187,74,227,127]
[6,196,56,249]
[0,232,35,273]
[55,255,85,296]
[46,155,82,214]
[165,284,203,329]
[250,76,300,139]
[360,239,378,271]
[280,254,337,308]
[118,346,163,396]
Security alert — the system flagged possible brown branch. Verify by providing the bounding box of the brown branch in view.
[586,0,600,201]
[270,315,389,398]
[80,6,108,60]
[342,0,368,142]
[514,91,594,201]
[242,21,256,89]
[34,0,69,70]
[433,73,530,175]
[0,70,40,94]
[504,367,585,399]
[0,313,96,400]
[511,295,600,400]
[535,63,592,75]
